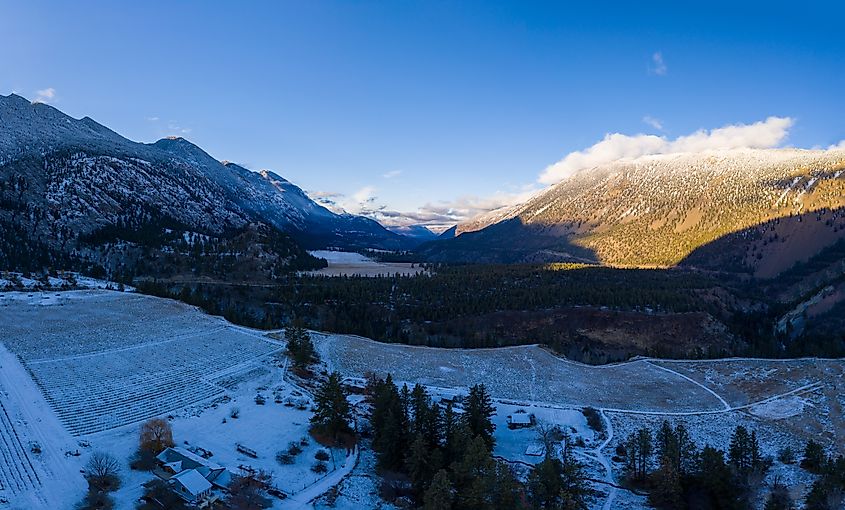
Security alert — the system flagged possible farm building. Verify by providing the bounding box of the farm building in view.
[170,469,213,504]
[155,447,234,501]
[507,411,535,429]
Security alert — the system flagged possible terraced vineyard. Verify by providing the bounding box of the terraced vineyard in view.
[0,399,41,496]
[0,291,282,436]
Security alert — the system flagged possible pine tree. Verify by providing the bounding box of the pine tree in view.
[697,446,743,510]
[310,372,352,444]
[674,422,697,475]
[424,470,454,510]
[370,375,410,472]
[728,426,753,472]
[491,461,525,510]
[407,433,437,500]
[559,443,593,510]
[441,401,460,465]
[286,325,317,368]
[801,440,827,473]
[463,384,496,451]
[528,454,563,509]
[625,428,652,481]
[453,436,496,510]
[410,384,440,449]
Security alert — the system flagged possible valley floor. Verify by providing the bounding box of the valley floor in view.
[0,290,841,509]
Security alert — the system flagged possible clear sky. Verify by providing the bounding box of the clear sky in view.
[2,1,844,229]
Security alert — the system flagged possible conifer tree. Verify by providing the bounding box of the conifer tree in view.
[424,470,454,510]
[310,372,352,444]
[407,433,440,499]
[528,454,563,509]
[491,461,525,510]
[453,436,496,510]
[801,439,827,473]
[463,384,496,451]
[625,428,653,481]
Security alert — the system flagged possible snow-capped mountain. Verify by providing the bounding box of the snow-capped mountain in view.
[387,224,439,242]
[419,148,845,276]
[0,93,413,277]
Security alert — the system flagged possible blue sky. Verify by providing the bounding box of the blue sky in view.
[2,1,844,228]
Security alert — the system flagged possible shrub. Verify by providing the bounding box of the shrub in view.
[777,446,796,464]
[76,487,115,510]
[314,450,330,462]
[230,407,240,419]
[287,441,303,456]
[311,461,328,474]
[582,407,604,433]
[129,449,157,471]
[276,452,294,465]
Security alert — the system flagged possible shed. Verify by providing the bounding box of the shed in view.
[507,412,534,429]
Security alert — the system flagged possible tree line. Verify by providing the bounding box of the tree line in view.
[365,375,593,509]
[621,421,845,509]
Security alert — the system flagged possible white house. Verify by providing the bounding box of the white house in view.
[170,468,213,504]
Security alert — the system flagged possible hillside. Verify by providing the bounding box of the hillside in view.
[421,149,845,276]
[0,94,413,279]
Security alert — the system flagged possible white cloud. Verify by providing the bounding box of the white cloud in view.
[309,184,539,231]
[32,87,56,104]
[829,140,845,150]
[366,186,541,230]
[352,186,377,205]
[311,186,380,215]
[382,170,402,179]
[167,121,192,135]
[539,116,794,184]
[642,116,663,131]
[650,52,667,76]
[146,116,160,122]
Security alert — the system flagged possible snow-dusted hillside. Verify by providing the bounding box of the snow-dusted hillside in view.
[423,148,845,273]
[0,93,413,277]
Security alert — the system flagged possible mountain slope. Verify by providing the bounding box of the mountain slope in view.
[387,224,439,242]
[420,149,845,276]
[0,94,410,278]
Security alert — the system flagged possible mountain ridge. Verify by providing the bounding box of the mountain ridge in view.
[0,94,416,279]
[420,147,845,276]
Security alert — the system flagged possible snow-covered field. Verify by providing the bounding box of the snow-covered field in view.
[306,250,425,277]
[316,334,728,412]
[0,290,842,509]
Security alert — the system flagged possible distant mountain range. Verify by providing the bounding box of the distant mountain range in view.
[387,224,439,241]
[0,93,418,279]
[419,148,845,278]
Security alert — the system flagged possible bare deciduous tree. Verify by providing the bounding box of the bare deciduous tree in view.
[226,470,274,510]
[86,451,120,492]
[536,420,566,456]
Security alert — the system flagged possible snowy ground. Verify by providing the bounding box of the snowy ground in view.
[0,290,842,510]
[315,334,729,412]
[0,272,134,292]
[305,251,424,277]
[0,291,353,509]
